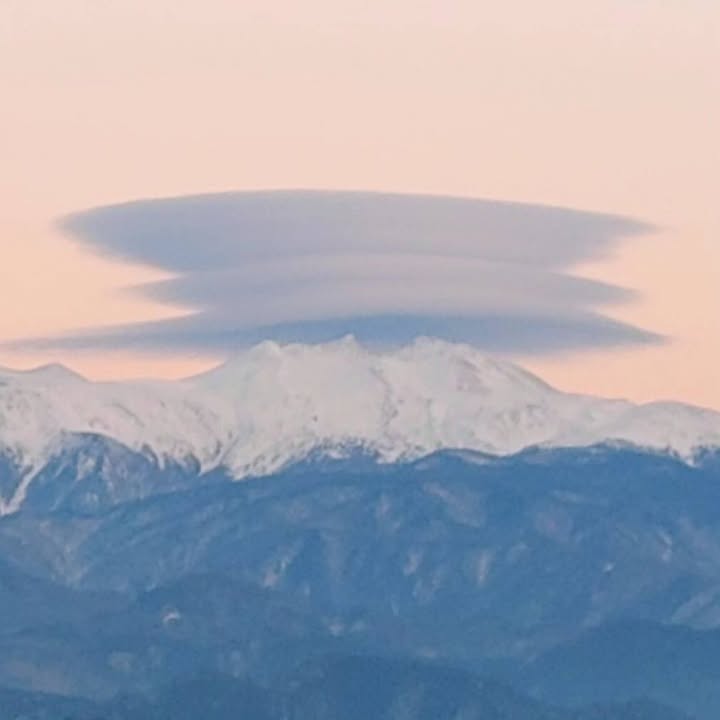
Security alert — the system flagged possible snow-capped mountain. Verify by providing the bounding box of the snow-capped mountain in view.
[1,337,719,514]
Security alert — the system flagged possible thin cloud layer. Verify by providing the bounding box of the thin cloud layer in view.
[39,191,660,355]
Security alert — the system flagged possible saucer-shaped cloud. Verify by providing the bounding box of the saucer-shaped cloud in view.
[42,191,660,354]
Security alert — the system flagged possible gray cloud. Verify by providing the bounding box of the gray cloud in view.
[30,190,662,355]
[41,312,659,356]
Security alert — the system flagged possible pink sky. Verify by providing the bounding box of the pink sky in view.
[1,0,718,407]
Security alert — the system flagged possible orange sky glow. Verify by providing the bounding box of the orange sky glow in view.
[0,0,718,407]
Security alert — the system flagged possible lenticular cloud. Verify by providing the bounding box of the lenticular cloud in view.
[40,190,659,355]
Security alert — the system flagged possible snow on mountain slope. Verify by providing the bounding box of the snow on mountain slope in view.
[0,364,236,466]
[1,337,719,512]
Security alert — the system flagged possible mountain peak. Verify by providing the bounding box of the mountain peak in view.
[24,362,87,382]
[0,362,86,383]
[0,340,719,513]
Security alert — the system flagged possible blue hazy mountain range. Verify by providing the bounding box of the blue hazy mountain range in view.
[1,339,719,718]
[0,437,719,718]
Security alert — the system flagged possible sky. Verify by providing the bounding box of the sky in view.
[0,0,718,408]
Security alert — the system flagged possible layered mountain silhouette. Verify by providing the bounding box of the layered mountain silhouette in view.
[1,341,719,718]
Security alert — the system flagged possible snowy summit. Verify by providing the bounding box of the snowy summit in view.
[1,337,719,510]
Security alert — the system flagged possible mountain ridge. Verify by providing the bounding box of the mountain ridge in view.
[2,338,719,514]
[0,446,717,716]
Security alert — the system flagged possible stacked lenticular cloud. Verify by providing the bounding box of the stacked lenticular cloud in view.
[49,190,657,354]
